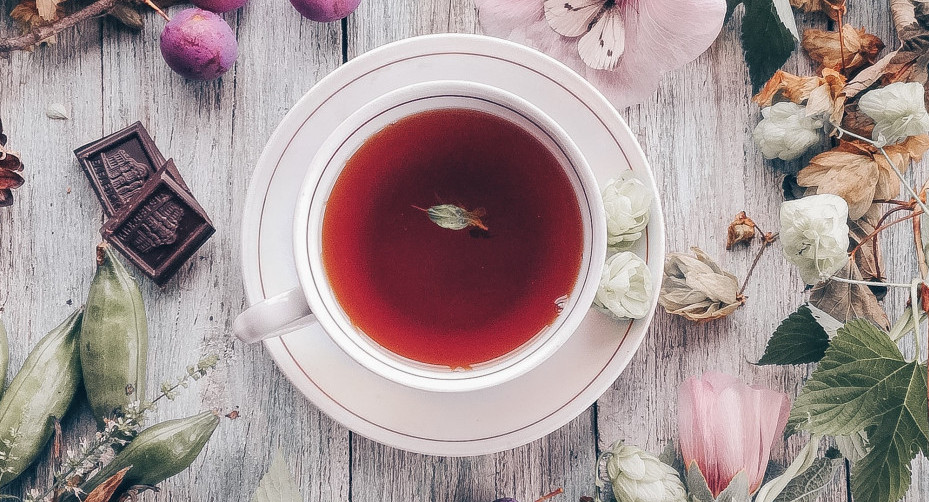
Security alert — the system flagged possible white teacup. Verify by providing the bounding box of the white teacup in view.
[234,80,606,393]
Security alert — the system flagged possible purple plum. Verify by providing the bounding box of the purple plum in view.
[289,0,361,22]
[159,9,238,81]
[191,0,248,13]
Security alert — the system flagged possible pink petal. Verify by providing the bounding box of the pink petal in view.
[475,0,726,109]
[746,387,791,492]
[474,0,542,39]
[678,377,718,487]
[678,373,791,497]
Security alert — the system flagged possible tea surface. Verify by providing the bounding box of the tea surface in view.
[322,108,583,367]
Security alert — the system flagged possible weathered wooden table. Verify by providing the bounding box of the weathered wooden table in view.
[0,0,925,500]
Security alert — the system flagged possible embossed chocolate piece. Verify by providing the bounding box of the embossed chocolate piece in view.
[75,122,189,215]
[101,168,214,286]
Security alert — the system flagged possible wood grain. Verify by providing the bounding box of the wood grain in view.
[0,0,927,500]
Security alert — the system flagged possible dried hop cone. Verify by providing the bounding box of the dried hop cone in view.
[659,247,744,322]
[604,442,687,502]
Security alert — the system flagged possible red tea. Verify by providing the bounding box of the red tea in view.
[321,108,584,367]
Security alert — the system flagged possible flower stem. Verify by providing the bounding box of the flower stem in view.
[143,0,171,21]
[739,233,778,297]
[534,488,564,502]
[911,279,923,358]
[829,276,913,288]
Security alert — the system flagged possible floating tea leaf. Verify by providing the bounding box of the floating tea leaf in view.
[414,204,488,231]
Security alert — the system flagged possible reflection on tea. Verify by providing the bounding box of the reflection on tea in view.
[322,108,583,367]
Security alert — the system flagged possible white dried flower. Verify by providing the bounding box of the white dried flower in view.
[780,194,850,285]
[858,81,929,145]
[602,172,652,251]
[595,251,653,320]
[753,102,824,161]
[606,442,687,502]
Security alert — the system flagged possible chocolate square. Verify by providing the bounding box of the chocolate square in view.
[101,168,214,286]
[75,122,189,215]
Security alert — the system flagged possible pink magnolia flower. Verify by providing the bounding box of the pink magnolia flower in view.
[473,0,727,109]
[677,372,790,497]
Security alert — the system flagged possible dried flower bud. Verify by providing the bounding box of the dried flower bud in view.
[858,82,929,145]
[0,143,24,208]
[780,194,850,285]
[602,172,652,251]
[726,211,757,250]
[605,442,687,502]
[753,102,824,160]
[659,248,744,322]
[594,251,653,320]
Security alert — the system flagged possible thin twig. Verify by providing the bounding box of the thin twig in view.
[0,0,118,54]
[830,276,913,288]
[739,233,778,296]
[873,198,913,205]
[837,7,848,74]
[142,0,170,21]
[914,179,929,280]
[911,279,922,358]
[534,489,564,502]
[850,208,922,258]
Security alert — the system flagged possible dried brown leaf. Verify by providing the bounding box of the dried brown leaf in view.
[790,0,844,20]
[726,211,757,250]
[849,205,885,289]
[846,50,898,98]
[802,27,885,75]
[797,145,880,219]
[109,3,144,30]
[841,102,876,138]
[805,68,847,125]
[754,71,824,106]
[10,1,62,45]
[35,0,62,22]
[797,136,929,219]
[754,69,846,124]
[810,261,889,330]
[85,466,131,502]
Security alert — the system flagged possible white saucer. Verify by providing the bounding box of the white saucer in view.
[241,34,665,457]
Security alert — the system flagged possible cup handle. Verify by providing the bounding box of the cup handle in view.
[233,288,317,344]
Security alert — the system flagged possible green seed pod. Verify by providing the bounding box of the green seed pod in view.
[0,313,9,398]
[0,309,82,487]
[81,244,148,424]
[71,411,219,498]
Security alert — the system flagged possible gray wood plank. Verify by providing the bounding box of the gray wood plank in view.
[0,3,104,499]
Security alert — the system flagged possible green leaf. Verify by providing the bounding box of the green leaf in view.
[686,462,751,502]
[850,363,928,502]
[755,436,822,502]
[771,456,843,502]
[252,450,302,502]
[757,305,829,365]
[741,0,798,92]
[790,320,915,434]
[789,320,929,502]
